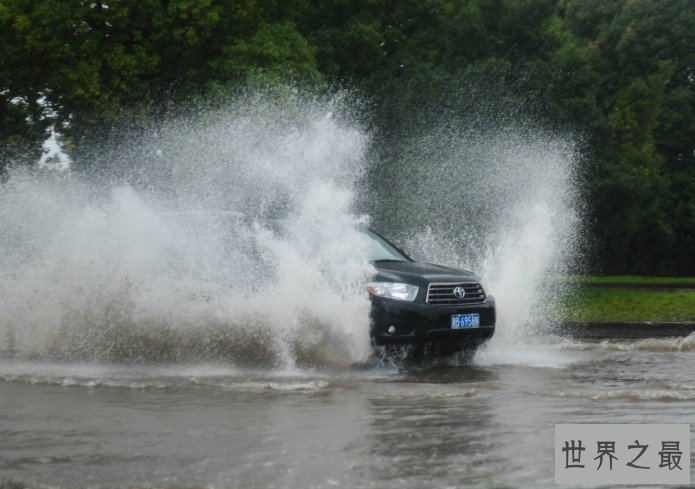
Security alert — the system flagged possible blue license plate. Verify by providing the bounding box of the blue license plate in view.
[451,313,480,329]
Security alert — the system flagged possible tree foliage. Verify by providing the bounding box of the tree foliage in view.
[0,0,693,274]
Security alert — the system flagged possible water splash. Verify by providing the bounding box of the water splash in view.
[0,93,375,368]
[369,123,581,366]
[0,90,582,370]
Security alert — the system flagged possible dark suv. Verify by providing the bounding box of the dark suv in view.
[363,228,495,357]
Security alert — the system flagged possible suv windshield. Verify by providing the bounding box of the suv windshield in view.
[360,228,410,262]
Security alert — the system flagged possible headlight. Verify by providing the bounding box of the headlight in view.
[366,282,419,301]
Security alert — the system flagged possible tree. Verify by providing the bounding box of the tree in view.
[0,0,321,167]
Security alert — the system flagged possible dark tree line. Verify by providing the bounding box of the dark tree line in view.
[1,0,693,275]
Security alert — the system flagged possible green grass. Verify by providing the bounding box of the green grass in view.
[565,275,695,286]
[559,288,695,322]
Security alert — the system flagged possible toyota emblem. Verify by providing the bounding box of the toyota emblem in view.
[452,286,466,299]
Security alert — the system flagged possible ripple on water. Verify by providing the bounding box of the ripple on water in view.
[553,334,695,352]
[534,389,695,401]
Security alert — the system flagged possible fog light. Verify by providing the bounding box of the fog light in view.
[387,326,396,334]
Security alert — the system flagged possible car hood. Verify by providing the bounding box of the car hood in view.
[371,260,480,286]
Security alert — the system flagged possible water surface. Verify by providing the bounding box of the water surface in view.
[2,336,695,488]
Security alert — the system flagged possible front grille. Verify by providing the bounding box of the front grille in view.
[426,282,486,305]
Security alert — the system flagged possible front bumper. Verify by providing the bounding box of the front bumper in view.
[370,295,496,346]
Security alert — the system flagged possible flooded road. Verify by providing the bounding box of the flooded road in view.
[2,336,695,489]
[0,89,594,488]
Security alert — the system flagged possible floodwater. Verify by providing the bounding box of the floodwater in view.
[2,335,695,489]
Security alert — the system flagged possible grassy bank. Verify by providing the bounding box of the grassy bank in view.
[565,275,695,286]
[556,277,695,323]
